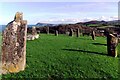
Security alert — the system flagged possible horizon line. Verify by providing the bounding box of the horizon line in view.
[0,19,119,25]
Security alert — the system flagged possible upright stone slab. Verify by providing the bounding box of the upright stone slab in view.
[79,29,82,35]
[27,26,39,40]
[91,31,95,40]
[46,27,49,34]
[76,28,80,37]
[55,30,58,36]
[107,33,118,57]
[69,28,73,37]
[32,26,37,35]
[2,12,27,73]
[37,30,40,34]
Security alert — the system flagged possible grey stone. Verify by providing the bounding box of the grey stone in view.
[55,30,58,36]
[46,27,49,34]
[2,12,27,74]
[107,33,118,57]
[27,26,39,40]
[32,26,37,35]
[76,28,80,37]
[91,31,95,40]
[69,28,73,37]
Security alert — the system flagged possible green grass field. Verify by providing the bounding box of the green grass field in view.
[2,34,120,79]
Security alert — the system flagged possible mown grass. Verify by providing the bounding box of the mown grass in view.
[2,34,120,79]
[0,33,2,79]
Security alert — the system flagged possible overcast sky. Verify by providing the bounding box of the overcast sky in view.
[0,1,119,24]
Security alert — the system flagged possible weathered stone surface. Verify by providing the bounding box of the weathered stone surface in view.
[69,28,73,37]
[79,29,82,35]
[91,31,95,40]
[107,33,118,57]
[14,12,23,22]
[2,12,27,74]
[76,28,80,37]
[37,30,40,34]
[65,31,70,35]
[32,26,37,35]
[46,27,49,34]
[27,34,39,40]
[55,30,58,36]
[27,26,39,40]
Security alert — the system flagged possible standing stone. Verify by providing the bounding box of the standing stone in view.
[46,27,49,34]
[107,33,118,57]
[27,26,39,40]
[79,29,82,35]
[69,28,73,37]
[32,26,37,35]
[55,30,58,36]
[2,12,27,74]
[76,28,80,37]
[91,31,95,40]
[65,31,70,35]
[37,30,40,34]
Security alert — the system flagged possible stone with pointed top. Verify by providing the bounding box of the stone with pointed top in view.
[2,12,27,74]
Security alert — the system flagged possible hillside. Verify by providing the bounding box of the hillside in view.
[36,23,58,27]
[76,20,120,27]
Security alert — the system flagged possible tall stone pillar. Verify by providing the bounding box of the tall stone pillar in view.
[69,28,73,37]
[107,34,118,57]
[76,28,80,37]
[46,27,49,34]
[55,30,58,36]
[32,26,37,35]
[91,31,95,40]
[2,12,27,73]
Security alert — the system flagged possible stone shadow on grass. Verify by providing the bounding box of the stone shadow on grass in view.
[92,43,107,46]
[62,49,107,56]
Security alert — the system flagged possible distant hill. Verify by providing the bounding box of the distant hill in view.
[35,20,120,28]
[36,23,58,27]
[107,20,120,26]
[76,20,120,27]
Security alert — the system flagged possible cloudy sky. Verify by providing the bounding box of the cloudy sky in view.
[0,1,119,24]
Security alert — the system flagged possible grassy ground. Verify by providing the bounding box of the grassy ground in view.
[2,34,120,79]
[0,33,2,79]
